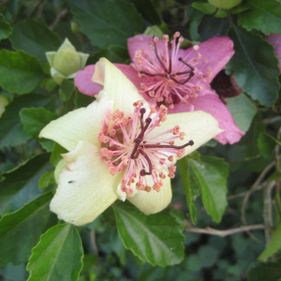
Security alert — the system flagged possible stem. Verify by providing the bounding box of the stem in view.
[186,224,265,238]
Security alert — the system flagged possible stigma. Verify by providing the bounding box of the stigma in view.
[99,101,194,197]
[132,32,206,109]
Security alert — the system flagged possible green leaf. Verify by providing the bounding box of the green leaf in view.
[229,27,280,106]
[92,45,129,63]
[186,155,229,223]
[238,0,281,35]
[227,93,257,132]
[27,223,83,281]
[259,224,281,262]
[192,2,216,15]
[10,20,61,61]
[248,260,281,281]
[0,16,12,40]
[0,193,54,266]
[0,50,45,94]
[0,94,53,149]
[178,157,198,224]
[20,107,56,138]
[113,203,184,266]
[69,0,145,48]
[131,0,161,24]
[0,154,50,215]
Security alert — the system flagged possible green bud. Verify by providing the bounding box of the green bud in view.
[0,95,8,118]
[208,0,242,10]
[53,45,81,76]
[46,38,89,84]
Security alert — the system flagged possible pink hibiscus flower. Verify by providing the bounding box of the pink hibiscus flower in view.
[75,33,244,145]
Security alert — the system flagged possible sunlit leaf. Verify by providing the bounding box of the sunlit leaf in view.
[113,203,184,266]
[27,223,83,281]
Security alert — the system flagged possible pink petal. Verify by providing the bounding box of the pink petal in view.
[180,36,234,83]
[267,34,281,71]
[74,65,101,96]
[128,35,154,61]
[172,92,244,145]
[74,64,140,97]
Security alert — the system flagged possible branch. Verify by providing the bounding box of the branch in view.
[186,224,265,238]
[241,161,275,225]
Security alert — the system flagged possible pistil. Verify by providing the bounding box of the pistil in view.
[99,102,194,196]
[132,32,207,108]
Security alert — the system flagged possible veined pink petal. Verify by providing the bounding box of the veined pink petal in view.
[172,92,244,145]
[74,64,139,96]
[267,34,281,71]
[179,36,234,83]
[74,65,101,96]
[128,35,154,61]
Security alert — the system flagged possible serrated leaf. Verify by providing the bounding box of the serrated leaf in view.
[69,0,145,48]
[178,157,198,224]
[10,20,61,61]
[0,50,45,94]
[186,155,229,223]
[0,16,12,40]
[229,27,280,106]
[0,193,54,266]
[238,0,281,35]
[113,203,184,266]
[27,223,83,281]
[20,107,56,138]
[0,154,50,215]
[0,94,53,149]
[259,224,281,262]
[227,93,257,132]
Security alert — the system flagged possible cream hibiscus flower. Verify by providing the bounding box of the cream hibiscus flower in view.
[40,58,221,226]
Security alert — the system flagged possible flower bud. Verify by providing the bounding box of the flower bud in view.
[208,0,242,10]
[0,95,8,118]
[46,38,89,84]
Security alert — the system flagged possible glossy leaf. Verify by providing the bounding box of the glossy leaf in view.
[229,27,280,106]
[0,154,50,215]
[178,157,198,224]
[20,107,56,138]
[10,20,61,61]
[0,193,53,266]
[69,0,145,48]
[227,93,257,132]
[113,203,184,266]
[0,50,45,94]
[238,0,281,35]
[27,223,83,281]
[186,155,229,223]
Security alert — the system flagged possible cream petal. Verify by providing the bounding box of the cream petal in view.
[149,111,222,158]
[128,177,172,215]
[92,57,149,114]
[50,141,120,226]
[39,95,113,151]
